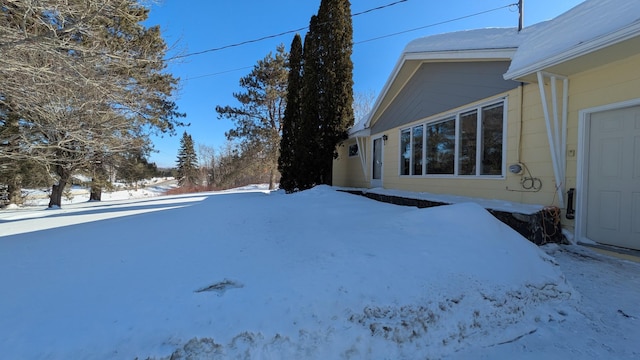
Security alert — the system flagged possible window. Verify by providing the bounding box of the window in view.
[400,126,425,175]
[458,111,477,175]
[348,143,358,157]
[412,125,423,175]
[427,119,455,174]
[399,100,505,177]
[480,104,503,175]
[400,129,411,175]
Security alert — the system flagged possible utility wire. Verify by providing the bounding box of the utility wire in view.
[186,66,254,80]
[356,3,518,44]
[169,0,409,61]
[183,2,518,81]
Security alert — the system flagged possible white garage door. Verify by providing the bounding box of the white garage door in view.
[587,105,640,250]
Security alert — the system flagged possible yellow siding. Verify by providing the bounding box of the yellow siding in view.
[369,88,561,208]
[333,51,640,224]
[562,52,640,227]
[333,139,369,188]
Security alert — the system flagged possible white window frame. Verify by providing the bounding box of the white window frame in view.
[398,98,507,179]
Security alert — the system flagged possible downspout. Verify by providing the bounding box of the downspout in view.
[562,78,569,174]
[536,71,568,208]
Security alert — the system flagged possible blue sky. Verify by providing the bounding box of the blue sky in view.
[145,0,584,168]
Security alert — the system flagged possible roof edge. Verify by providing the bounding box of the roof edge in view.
[504,21,640,80]
[348,128,371,138]
[404,48,517,61]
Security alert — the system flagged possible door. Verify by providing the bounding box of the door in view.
[371,137,383,187]
[586,105,640,250]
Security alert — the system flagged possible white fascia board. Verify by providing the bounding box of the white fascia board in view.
[348,128,371,138]
[504,23,640,81]
[403,48,517,61]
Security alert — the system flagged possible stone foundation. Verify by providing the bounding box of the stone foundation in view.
[340,190,563,246]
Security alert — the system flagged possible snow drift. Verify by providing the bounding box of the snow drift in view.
[1,186,577,359]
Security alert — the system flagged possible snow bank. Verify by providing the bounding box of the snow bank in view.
[0,186,576,359]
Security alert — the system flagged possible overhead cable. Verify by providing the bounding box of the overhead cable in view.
[169,0,409,60]
[184,2,518,81]
[356,3,518,44]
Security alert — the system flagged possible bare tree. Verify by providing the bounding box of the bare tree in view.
[197,144,216,187]
[353,89,377,124]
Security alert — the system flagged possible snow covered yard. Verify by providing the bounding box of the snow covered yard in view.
[0,186,638,359]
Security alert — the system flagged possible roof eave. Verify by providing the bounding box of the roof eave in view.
[404,48,517,61]
[348,128,371,138]
[504,22,640,81]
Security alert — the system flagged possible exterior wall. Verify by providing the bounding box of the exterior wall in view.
[334,52,640,230]
[562,52,640,230]
[333,138,369,188]
[375,88,558,206]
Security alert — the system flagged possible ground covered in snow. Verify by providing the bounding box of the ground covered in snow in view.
[0,185,638,359]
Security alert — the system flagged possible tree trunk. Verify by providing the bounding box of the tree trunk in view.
[89,165,107,201]
[48,166,71,208]
[319,156,333,186]
[89,184,102,201]
[7,174,23,206]
[269,168,277,190]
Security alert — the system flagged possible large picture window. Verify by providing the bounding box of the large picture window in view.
[427,119,455,174]
[458,111,477,175]
[399,100,505,177]
[400,129,411,175]
[412,125,423,175]
[480,104,504,175]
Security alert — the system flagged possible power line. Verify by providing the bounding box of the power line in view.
[356,3,518,44]
[353,0,408,16]
[186,66,254,80]
[169,0,409,61]
[184,3,518,81]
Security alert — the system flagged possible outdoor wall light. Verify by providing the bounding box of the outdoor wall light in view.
[509,163,523,175]
[382,134,388,143]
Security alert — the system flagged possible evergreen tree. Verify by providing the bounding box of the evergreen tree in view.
[0,1,185,208]
[293,0,354,189]
[116,150,157,188]
[216,45,289,190]
[176,132,199,187]
[298,16,323,190]
[278,34,304,193]
[316,0,355,185]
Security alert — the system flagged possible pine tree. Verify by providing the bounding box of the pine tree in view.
[216,45,289,190]
[278,34,304,193]
[1,1,185,208]
[176,132,199,187]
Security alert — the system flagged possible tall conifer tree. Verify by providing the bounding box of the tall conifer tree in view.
[296,0,354,188]
[278,34,304,193]
[316,0,355,185]
[299,16,323,190]
[285,0,354,191]
[176,131,199,187]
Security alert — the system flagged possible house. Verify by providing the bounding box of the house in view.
[332,0,640,250]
